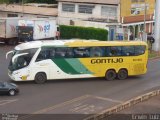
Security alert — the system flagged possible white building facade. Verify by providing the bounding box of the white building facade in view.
[57,0,121,40]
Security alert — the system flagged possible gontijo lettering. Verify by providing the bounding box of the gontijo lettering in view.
[91,58,123,64]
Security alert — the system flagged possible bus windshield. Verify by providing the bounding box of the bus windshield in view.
[8,48,38,71]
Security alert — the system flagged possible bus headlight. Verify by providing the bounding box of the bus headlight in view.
[20,75,28,80]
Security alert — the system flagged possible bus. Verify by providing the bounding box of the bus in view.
[6,39,148,84]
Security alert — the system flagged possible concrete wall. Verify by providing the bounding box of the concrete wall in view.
[58,2,119,20]
[0,11,56,18]
[121,0,155,17]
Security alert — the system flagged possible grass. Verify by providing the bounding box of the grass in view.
[148,50,160,59]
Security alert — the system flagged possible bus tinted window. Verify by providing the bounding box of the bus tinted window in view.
[50,48,56,59]
[36,45,146,61]
[122,46,135,56]
[66,48,74,58]
[90,47,105,57]
[135,46,146,55]
[55,48,67,58]
[36,48,51,61]
[73,47,90,58]
[109,46,122,56]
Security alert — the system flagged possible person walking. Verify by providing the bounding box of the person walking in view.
[129,32,134,41]
[56,27,60,40]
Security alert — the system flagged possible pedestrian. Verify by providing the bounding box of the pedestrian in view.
[129,33,134,41]
[56,27,60,40]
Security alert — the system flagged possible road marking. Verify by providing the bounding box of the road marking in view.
[19,95,123,120]
[0,99,18,106]
[19,95,90,120]
[91,95,123,103]
[34,95,90,114]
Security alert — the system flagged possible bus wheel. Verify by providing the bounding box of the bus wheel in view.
[117,69,128,80]
[35,73,47,84]
[105,70,116,81]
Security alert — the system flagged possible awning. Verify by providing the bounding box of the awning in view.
[122,21,154,26]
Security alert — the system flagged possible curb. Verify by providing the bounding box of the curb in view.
[84,89,160,120]
[149,56,160,60]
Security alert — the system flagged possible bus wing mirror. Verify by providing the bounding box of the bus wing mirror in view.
[12,53,29,63]
[6,51,13,59]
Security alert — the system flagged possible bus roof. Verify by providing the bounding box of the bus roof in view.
[15,39,148,50]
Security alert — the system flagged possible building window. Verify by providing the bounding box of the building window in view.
[101,6,117,18]
[78,5,95,14]
[131,8,141,15]
[7,14,18,17]
[62,3,75,12]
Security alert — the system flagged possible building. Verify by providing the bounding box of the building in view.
[57,0,120,40]
[57,0,155,40]
[121,0,155,40]
[0,4,58,18]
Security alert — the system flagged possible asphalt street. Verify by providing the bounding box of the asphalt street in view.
[0,43,160,119]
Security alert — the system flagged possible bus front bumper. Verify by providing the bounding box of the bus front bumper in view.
[8,70,30,81]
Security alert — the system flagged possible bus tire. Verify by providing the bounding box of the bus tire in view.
[105,69,116,81]
[35,72,47,84]
[117,69,128,80]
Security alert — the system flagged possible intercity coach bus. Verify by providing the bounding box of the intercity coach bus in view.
[6,39,148,84]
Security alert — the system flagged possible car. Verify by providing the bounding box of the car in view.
[0,82,19,96]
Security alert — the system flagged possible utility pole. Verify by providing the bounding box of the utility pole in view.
[142,0,147,41]
[22,0,24,17]
[144,1,146,34]
[153,0,160,51]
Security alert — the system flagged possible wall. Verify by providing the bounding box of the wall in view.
[0,11,56,18]
[58,2,119,20]
[121,0,155,17]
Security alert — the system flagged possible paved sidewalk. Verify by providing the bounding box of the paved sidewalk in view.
[104,95,160,120]
[119,95,160,114]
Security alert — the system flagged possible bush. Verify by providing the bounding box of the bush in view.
[59,25,108,41]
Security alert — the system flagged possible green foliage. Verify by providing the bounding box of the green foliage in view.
[60,25,108,41]
[0,0,9,4]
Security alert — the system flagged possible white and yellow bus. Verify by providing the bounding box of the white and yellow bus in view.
[6,39,148,84]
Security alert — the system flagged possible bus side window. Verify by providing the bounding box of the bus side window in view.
[50,49,56,59]
[66,48,74,58]
[55,48,66,58]
[73,47,89,58]
[106,47,110,56]
[36,49,50,62]
[135,46,146,55]
[90,47,104,57]
[122,46,135,56]
[109,46,122,56]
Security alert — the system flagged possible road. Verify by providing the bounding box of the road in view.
[0,43,160,119]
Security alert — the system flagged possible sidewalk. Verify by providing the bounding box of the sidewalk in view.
[86,89,160,120]
[119,94,160,114]
[102,92,160,120]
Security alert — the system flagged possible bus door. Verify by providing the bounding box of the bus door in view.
[33,48,51,80]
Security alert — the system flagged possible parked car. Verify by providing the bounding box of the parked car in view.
[0,82,19,96]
